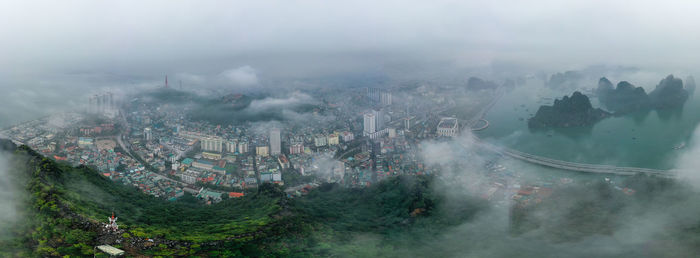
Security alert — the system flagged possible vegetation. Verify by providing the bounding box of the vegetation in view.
[596,77,652,114]
[0,142,486,256]
[528,91,610,128]
[597,75,690,114]
[8,140,700,256]
[0,143,293,256]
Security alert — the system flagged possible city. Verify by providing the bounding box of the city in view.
[2,80,529,203]
[4,1,700,257]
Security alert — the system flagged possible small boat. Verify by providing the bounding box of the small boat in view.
[673,142,686,150]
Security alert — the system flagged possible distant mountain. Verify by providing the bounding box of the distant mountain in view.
[467,77,498,90]
[595,75,688,114]
[596,77,614,96]
[648,75,689,109]
[529,92,610,128]
[596,78,651,114]
[546,71,583,90]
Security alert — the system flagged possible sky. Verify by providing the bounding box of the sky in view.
[2,0,700,125]
[3,0,700,76]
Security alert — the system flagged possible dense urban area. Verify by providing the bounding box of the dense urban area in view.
[3,80,543,204]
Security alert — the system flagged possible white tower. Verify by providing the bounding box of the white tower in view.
[106,212,118,231]
[363,113,376,136]
[270,128,281,156]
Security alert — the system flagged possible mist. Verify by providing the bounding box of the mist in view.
[344,134,700,257]
[5,1,700,256]
[0,146,28,243]
[3,1,700,128]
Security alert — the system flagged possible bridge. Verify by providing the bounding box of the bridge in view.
[464,88,503,132]
[470,119,489,131]
[469,137,678,178]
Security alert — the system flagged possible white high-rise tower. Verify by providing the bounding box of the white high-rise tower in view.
[270,128,281,156]
[363,113,376,136]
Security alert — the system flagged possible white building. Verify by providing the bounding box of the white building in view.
[363,113,376,136]
[256,146,269,157]
[371,109,386,131]
[314,135,327,147]
[225,140,237,153]
[180,170,200,185]
[437,117,459,137]
[380,91,392,106]
[289,142,304,154]
[342,131,354,142]
[327,134,339,145]
[143,127,152,141]
[201,136,224,153]
[88,92,117,117]
[238,141,249,154]
[388,128,397,138]
[270,128,281,156]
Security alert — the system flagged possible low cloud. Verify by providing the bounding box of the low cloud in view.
[220,66,259,86]
[0,150,27,239]
[247,92,315,111]
[674,126,700,188]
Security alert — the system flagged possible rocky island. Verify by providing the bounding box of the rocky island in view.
[596,77,651,114]
[649,75,689,109]
[596,74,689,114]
[528,91,610,128]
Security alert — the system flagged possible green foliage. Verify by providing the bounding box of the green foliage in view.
[2,146,488,257]
[1,146,289,256]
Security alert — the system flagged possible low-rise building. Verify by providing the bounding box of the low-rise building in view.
[256,146,269,157]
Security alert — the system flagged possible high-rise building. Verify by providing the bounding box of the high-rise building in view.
[238,141,249,154]
[380,91,392,106]
[367,87,392,106]
[225,140,237,153]
[88,92,117,117]
[270,128,281,156]
[404,117,412,131]
[201,136,224,153]
[363,113,376,136]
[143,127,152,141]
[372,109,385,130]
[289,142,304,154]
[366,87,381,103]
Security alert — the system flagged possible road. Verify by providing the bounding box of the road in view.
[469,136,678,177]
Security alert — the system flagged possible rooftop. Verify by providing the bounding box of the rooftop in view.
[438,118,458,128]
[96,245,125,256]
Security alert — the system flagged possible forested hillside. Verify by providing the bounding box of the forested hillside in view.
[0,141,482,257]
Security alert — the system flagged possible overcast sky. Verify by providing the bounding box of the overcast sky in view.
[2,0,700,78]
[1,0,700,127]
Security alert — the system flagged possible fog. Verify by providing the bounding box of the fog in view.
[4,1,700,256]
[3,1,700,127]
[0,148,27,242]
[361,134,700,257]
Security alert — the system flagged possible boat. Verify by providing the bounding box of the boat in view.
[673,142,686,150]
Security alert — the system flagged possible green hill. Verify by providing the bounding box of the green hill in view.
[0,141,484,257]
